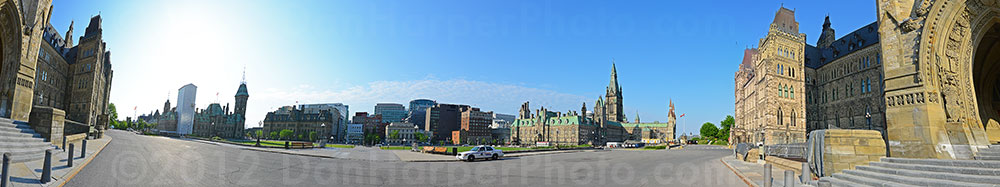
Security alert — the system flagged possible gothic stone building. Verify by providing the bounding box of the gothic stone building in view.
[24,9,113,136]
[147,81,247,139]
[736,1,1000,160]
[511,63,676,146]
[262,105,341,141]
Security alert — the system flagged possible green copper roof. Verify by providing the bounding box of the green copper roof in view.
[235,83,249,97]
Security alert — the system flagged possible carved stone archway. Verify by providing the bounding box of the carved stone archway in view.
[0,0,22,119]
[876,0,1000,159]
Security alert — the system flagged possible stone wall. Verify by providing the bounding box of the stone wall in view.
[818,129,886,176]
[28,106,64,145]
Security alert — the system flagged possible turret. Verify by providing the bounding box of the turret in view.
[65,20,74,46]
[817,15,836,48]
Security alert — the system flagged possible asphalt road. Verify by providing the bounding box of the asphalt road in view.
[67,130,744,187]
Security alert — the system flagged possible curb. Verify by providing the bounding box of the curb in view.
[720,158,756,187]
[56,135,113,187]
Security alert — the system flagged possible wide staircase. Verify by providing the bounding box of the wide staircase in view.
[976,144,1000,160]
[817,147,1000,186]
[0,118,53,163]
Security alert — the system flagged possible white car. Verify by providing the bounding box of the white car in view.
[456,146,504,161]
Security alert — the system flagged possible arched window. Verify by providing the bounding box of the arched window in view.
[790,86,794,98]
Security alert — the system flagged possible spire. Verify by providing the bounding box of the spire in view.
[241,65,247,84]
[65,20,75,46]
[608,60,620,95]
[635,110,640,123]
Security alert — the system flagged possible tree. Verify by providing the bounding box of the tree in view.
[718,115,734,141]
[700,122,719,141]
[414,132,428,143]
[256,130,264,139]
[388,130,400,140]
[309,131,318,141]
[270,131,279,140]
[279,129,294,140]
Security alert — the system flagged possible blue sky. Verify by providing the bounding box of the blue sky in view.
[49,0,877,135]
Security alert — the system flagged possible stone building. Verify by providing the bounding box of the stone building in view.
[732,7,808,146]
[734,2,1000,160]
[1,0,54,122]
[263,104,340,141]
[511,62,675,146]
[299,103,348,140]
[384,122,430,145]
[27,12,115,138]
[352,112,386,140]
[147,79,247,139]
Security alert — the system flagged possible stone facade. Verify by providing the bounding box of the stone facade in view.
[263,105,340,141]
[733,8,808,145]
[735,2,999,159]
[452,107,492,145]
[21,10,114,138]
[511,62,675,146]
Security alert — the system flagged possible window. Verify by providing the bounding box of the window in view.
[790,86,794,98]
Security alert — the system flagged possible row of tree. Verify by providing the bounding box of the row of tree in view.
[699,115,734,144]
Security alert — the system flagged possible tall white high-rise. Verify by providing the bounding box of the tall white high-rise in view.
[177,84,197,135]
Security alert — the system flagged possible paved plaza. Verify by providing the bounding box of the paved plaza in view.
[65,130,743,186]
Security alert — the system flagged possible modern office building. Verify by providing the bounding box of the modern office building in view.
[177,84,197,135]
[345,123,363,144]
[375,103,406,123]
[425,103,471,142]
[407,99,436,128]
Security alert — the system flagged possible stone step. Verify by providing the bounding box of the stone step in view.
[856,165,1000,184]
[991,145,1000,149]
[831,172,915,187]
[978,150,1000,156]
[0,141,51,149]
[0,125,36,134]
[0,135,46,143]
[817,176,868,187]
[0,147,49,162]
[881,157,1000,169]
[842,169,988,187]
[0,130,40,138]
[976,155,1000,161]
[870,162,1000,176]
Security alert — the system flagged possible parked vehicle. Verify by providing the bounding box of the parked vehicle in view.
[456,145,504,162]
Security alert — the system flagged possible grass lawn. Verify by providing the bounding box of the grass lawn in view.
[229,139,293,147]
[325,144,355,149]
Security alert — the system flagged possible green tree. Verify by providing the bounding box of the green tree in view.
[270,131,279,140]
[309,131,318,141]
[256,130,264,139]
[414,132,428,143]
[700,122,719,141]
[279,129,294,140]
[718,115,734,141]
[108,103,118,123]
[388,130,400,140]
[298,134,304,140]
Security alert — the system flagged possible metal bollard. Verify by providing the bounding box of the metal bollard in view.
[763,163,772,187]
[817,180,832,187]
[784,170,794,187]
[2,153,10,187]
[801,162,811,183]
[41,150,52,183]
[62,137,67,151]
[285,141,289,149]
[68,144,74,167]
[452,147,458,156]
[81,139,88,158]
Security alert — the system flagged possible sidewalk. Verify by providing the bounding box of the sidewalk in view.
[3,135,113,187]
[721,156,804,187]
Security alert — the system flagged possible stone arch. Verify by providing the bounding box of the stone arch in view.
[0,0,22,118]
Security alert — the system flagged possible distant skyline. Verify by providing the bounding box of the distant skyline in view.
[48,0,877,135]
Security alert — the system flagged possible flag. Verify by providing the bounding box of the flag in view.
[679,113,685,118]
[133,106,137,110]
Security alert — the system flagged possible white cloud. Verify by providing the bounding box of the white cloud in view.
[245,79,589,127]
